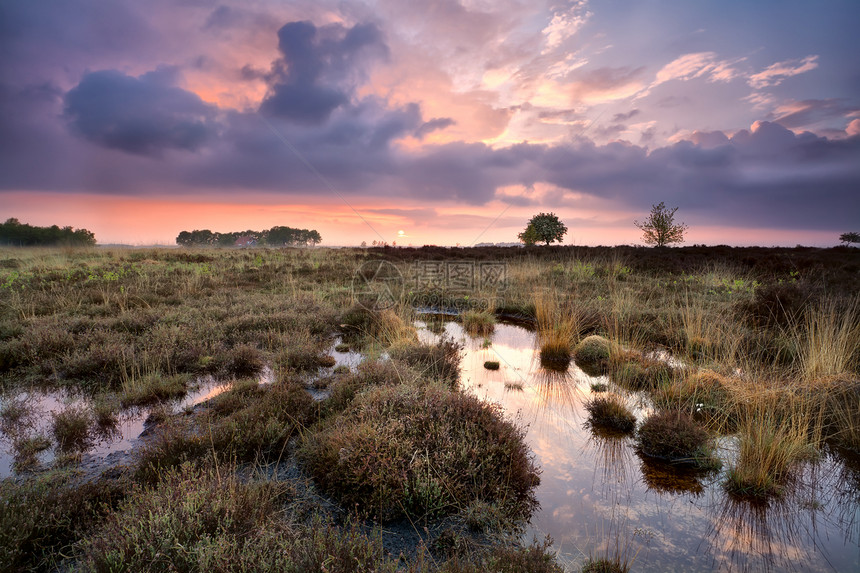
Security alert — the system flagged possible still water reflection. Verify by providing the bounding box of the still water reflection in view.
[417,318,860,572]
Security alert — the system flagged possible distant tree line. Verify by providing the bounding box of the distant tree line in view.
[0,218,96,246]
[176,226,322,247]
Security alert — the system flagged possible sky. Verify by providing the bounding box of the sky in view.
[1,0,859,247]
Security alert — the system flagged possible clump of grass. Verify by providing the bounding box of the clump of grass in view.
[0,396,33,440]
[535,291,580,371]
[462,310,495,336]
[723,392,821,499]
[220,343,265,377]
[51,405,93,453]
[584,394,636,434]
[573,335,611,376]
[325,359,420,415]
[0,472,127,571]
[334,342,350,352]
[389,338,462,386]
[202,380,315,464]
[590,382,608,392]
[636,409,719,469]
[435,535,563,572]
[821,377,860,451]
[795,298,860,381]
[300,381,540,522]
[11,434,52,472]
[580,557,630,573]
[134,420,208,484]
[340,305,416,348]
[610,351,675,391]
[484,360,500,370]
[278,346,336,372]
[79,463,297,572]
[581,557,629,573]
[652,369,730,424]
[119,373,189,407]
[91,394,120,428]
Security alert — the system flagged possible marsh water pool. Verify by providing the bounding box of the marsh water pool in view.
[416,317,860,572]
[1,318,858,571]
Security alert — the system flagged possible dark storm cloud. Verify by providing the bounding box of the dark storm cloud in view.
[415,117,456,139]
[260,20,388,124]
[63,68,220,155]
[611,109,640,122]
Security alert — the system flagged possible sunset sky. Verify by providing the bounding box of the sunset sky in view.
[1,0,858,246]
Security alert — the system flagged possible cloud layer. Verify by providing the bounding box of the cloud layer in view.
[1,0,859,243]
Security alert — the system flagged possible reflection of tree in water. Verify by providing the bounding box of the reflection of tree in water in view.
[637,453,708,496]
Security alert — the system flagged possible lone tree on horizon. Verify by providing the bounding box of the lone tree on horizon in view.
[634,202,688,247]
[839,232,860,246]
[519,213,567,246]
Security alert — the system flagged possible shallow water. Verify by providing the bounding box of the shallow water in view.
[0,367,273,479]
[0,337,363,479]
[417,319,860,573]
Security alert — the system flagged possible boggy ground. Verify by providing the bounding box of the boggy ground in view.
[0,247,557,572]
[0,244,858,572]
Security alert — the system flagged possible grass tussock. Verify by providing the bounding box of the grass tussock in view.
[795,298,860,381]
[581,557,629,573]
[389,338,462,387]
[651,368,731,423]
[573,335,611,376]
[0,473,127,572]
[609,350,676,391]
[584,394,636,434]
[119,372,189,407]
[300,380,540,522]
[78,463,295,572]
[535,290,581,371]
[636,409,719,469]
[462,310,495,336]
[723,381,824,499]
[51,405,94,453]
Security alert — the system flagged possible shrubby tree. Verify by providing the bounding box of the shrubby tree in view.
[176,226,321,247]
[839,232,860,246]
[634,202,688,247]
[0,218,96,246]
[520,213,567,245]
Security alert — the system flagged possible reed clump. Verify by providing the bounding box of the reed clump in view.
[584,394,636,434]
[535,290,581,371]
[462,309,495,336]
[722,380,824,499]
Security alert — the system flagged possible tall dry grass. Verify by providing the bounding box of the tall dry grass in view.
[795,297,860,381]
[534,289,582,367]
[722,377,824,498]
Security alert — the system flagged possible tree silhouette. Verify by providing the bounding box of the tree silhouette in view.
[839,232,860,246]
[634,202,688,247]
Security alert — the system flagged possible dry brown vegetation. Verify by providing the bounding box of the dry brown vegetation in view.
[0,244,858,571]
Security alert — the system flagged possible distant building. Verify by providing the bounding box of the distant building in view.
[234,235,257,247]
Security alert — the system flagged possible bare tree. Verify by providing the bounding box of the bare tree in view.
[634,202,688,247]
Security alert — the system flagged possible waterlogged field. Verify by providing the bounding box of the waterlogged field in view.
[0,245,858,571]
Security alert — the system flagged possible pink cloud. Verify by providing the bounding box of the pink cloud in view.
[748,55,819,89]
